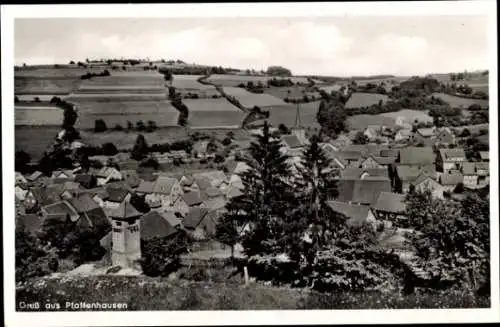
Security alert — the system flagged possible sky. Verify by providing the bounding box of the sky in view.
[14,16,490,76]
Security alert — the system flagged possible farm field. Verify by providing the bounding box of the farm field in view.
[345,92,390,109]
[80,76,164,88]
[223,87,287,108]
[16,94,65,101]
[171,75,216,90]
[78,127,189,150]
[206,74,310,86]
[431,92,489,108]
[263,86,320,101]
[14,67,105,78]
[15,126,61,160]
[354,76,410,85]
[346,114,396,131]
[260,101,321,129]
[15,106,63,126]
[66,93,168,102]
[380,109,433,125]
[15,77,81,95]
[75,101,180,129]
[183,98,245,128]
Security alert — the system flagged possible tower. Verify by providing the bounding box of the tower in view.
[109,202,142,269]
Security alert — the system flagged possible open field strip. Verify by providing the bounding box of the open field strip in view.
[206,74,310,86]
[263,86,321,100]
[15,77,82,94]
[16,94,68,101]
[75,101,180,129]
[15,106,63,126]
[66,93,168,102]
[431,92,489,108]
[183,98,246,128]
[223,87,287,108]
[14,67,105,78]
[345,92,390,109]
[171,75,216,90]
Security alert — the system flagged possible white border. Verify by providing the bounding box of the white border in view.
[2,1,499,326]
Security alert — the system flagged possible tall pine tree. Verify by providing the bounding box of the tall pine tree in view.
[223,121,293,256]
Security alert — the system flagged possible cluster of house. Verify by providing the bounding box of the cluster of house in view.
[314,138,490,228]
[15,160,252,269]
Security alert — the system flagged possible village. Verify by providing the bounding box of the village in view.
[15,108,490,275]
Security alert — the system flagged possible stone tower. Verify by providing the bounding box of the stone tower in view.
[108,202,142,269]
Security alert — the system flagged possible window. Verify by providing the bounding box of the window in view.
[116,222,122,226]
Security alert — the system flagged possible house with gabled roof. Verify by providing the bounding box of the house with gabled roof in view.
[103,187,132,209]
[395,128,414,142]
[67,193,110,231]
[372,192,407,224]
[337,179,391,206]
[75,173,97,189]
[121,170,141,189]
[436,127,456,145]
[327,200,376,227]
[437,148,467,172]
[439,172,464,192]
[26,171,44,183]
[461,162,489,188]
[41,200,80,223]
[394,165,436,194]
[145,176,183,209]
[414,127,437,145]
[140,210,182,241]
[411,172,444,199]
[398,146,435,166]
[51,169,75,180]
[173,191,204,217]
[360,155,396,169]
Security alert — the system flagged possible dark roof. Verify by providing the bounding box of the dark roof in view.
[439,148,466,161]
[412,172,437,186]
[282,135,302,148]
[75,174,95,188]
[153,176,178,194]
[399,147,435,165]
[203,196,227,211]
[106,181,133,192]
[141,211,180,240]
[337,179,391,205]
[42,201,78,218]
[193,175,212,190]
[380,149,400,157]
[108,202,141,219]
[182,191,202,206]
[461,162,476,175]
[183,207,209,229]
[205,186,222,198]
[136,180,155,194]
[327,201,371,227]
[440,172,463,186]
[106,187,130,203]
[396,164,436,182]
[344,144,390,157]
[198,210,220,237]
[372,156,397,165]
[68,193,100,213]
[27,171,43,181]
[85,207,111,229]
[374,192,406,213]
[340,168,389,180]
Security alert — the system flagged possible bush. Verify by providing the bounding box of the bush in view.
[114,124,124,131]
[140,157,159,170]
[101,142,118,156]
[94,119,107,132]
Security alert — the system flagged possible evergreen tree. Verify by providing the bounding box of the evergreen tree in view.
[226,121,293,256]
[131,134,149,161]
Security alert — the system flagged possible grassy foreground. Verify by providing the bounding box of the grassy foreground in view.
[16,276,490,311]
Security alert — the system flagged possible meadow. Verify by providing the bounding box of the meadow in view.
[76,101,180,129]
[66,93,168,102]
[346,114,396,131]
[183,98,246,128]
[431,93,489,108]
[15,126,61,160]
[15,77,81,95]
[171,75,216,90]
[265,101,322,129]
[223,87,287,108]
[345,92,390,109]
[206,74,310,87]
[15,106,63,126]
[263,86,321,101]
[16,94,67,101]
[380,109,433,125]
